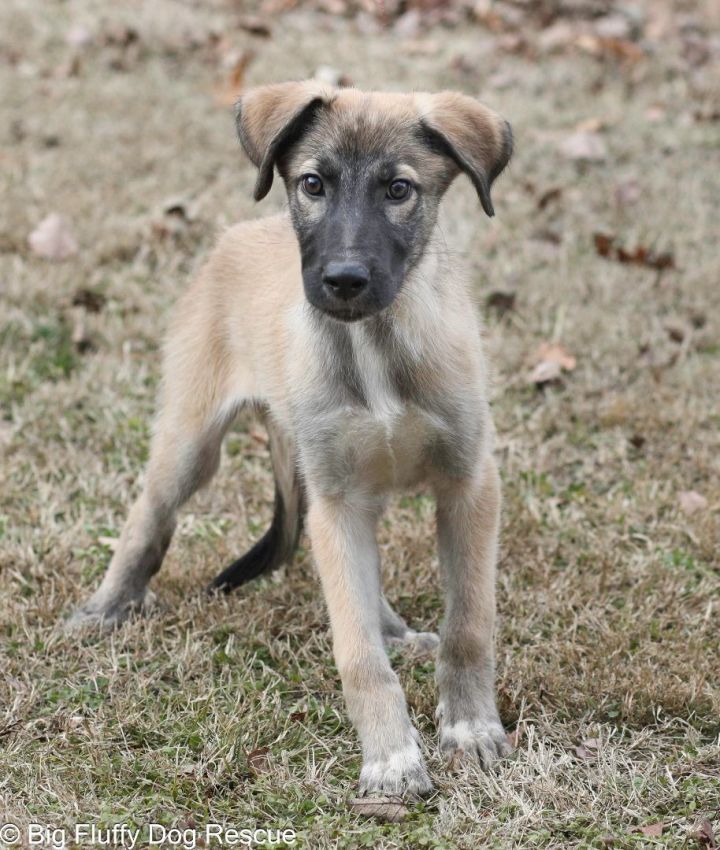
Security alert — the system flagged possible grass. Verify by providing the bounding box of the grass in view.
[1,0,719,847]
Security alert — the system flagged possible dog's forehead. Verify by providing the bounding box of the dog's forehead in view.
[300,90,424,162]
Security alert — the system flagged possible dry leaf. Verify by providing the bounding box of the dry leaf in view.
[247,746,270,773]
[65,25,93,47]
[98,536,119,551]
[486,290,516,315]
[678,490,708,516]
[640,823,663,838]
[29,213,78,260]
[527,342,576,386]
[313,65,353,87]
[349,796,409,823]
[559,131,607,162]
[537,186,562,210]
[72,288,106,313]
[214,50,255,107]
[237,15,272,37]
[593,233,675,271]
[694,819,718,849]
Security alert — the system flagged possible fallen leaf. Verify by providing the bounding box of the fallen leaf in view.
[640,823,663,838]
[537,186,562,210]
[527,360,562,384]
[246,746,271,773]
[485,290,516,315]
[237,15,272,37]
[575,116,607,133]
[527,342,576,386]
[214,50,255,107]
[98,536,119,551]
[694,819,718,849]
[664,321,687,343]
[576,34,644,63]
[313,65,353,87]
[593,233,675,271]
[65,25,93,47]
[72,288,106,313]
[594,232,614,257]
[678,490,708,516]
[349,796,409,823]
[559,131,607,162]
[29,213,78,260]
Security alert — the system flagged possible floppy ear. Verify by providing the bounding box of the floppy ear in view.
[235,81,335,201]
[418,92,513,217]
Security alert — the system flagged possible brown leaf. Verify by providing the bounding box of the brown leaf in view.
[213,50,255,107]
[593,233,674,271]
[72,288,106,313]
[29,213,78,260]
[594,232,614,257]
[640,823,663,838]
[694,819,718,849]
[486,290,516,315]
[237,15,272,38]
[678,490,708,516]
[349,796,409,823]
[537,186,562,210]
[246,746,271,773]
[559,131,607,162]
[576,34,644,63]
[527,342,576,386]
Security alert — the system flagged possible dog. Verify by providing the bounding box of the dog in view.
[69,81,514,797]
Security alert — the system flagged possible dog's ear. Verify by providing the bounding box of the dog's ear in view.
[418,92,513,217]
[236,81,335,201]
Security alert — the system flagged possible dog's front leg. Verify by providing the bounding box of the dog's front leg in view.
[434,453,511,767]
[307,495,433,797]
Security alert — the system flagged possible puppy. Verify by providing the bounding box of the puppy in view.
[70,82,514,797]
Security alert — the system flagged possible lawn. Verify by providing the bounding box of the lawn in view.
[1,1,718,848]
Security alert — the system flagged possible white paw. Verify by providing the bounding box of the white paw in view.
[358,742,433,798]
[437,705,511,768]
[386,629,440,658]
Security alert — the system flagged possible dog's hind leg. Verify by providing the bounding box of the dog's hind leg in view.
[67,296,243,630]
[380,596,439,658]
[210,418,304,592]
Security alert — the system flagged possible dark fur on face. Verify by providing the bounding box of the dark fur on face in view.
[235,84,513,322]
[279,110,455,321]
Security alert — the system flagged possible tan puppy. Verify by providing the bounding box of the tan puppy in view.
[70,82,514,797]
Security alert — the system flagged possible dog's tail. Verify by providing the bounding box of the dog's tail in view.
[209,419,304,593]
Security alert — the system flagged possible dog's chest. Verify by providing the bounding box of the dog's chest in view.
[304,325,458,493]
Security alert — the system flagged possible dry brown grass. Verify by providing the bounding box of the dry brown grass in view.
[1,1,718,847]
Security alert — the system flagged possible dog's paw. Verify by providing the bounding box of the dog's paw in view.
[358,743,433,798]
[386,629,440,659]
[64,589,153,633]
[437,704,511,769]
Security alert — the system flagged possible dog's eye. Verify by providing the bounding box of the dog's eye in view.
[387,179,411,201]
[301,174,324,197]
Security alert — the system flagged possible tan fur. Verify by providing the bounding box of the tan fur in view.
[69,83,513,797]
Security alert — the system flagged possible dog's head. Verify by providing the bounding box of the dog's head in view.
[236,82,512,322]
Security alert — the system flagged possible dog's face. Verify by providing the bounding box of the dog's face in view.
[236,84,512,322]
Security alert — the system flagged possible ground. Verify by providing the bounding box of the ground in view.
[1,1,719,848]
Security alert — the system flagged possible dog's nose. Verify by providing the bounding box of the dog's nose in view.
[322,262,370,301]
